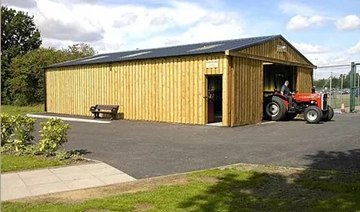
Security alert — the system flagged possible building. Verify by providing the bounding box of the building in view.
[45,34,316,127]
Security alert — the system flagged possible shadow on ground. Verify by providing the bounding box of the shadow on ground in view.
[67,149,92,155]
[178,149,360,212]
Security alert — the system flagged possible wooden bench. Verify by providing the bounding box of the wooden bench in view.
[89,105,119,120]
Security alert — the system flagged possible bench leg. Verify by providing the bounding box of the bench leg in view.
[93,113,100,119]
[110,113,116,120]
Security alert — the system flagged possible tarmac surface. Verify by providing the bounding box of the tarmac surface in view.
[32,113,360,179]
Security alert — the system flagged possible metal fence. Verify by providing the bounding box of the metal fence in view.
[314,64,360,109]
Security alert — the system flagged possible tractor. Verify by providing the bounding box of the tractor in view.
[263,87,334,124]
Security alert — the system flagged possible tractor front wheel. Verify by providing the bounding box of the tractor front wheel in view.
[322,105,334,122]
[304,106,322,124]
[263,96,287,121]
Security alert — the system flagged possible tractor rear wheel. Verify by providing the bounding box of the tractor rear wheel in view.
[322,105,334,121]
[304,106,322,124]
[263,96,287,121]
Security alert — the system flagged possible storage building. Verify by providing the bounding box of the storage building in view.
[45,34,316,127]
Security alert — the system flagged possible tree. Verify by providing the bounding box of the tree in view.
[1,6,42,104]
[62,43,96,60]
[9,44,97,106]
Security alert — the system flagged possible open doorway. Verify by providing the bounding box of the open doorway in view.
[263,63,297,97]
[206,75,222,124]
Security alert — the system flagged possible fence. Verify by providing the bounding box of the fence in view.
[314,64,360,109]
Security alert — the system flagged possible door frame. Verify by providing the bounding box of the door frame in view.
[204,74,223,124]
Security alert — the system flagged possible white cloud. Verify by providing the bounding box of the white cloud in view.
[347,41,360,54]
[286,15,327,31]
[4,0,249,53]
[336,15,360,31]
[2,0,37,8]
[292,42,329,54]
[278,1,318,16]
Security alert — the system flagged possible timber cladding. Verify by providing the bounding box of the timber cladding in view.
[296,67,313,93]
[230,57,263,126]
[46,54,227,125]
[235,38,312,67]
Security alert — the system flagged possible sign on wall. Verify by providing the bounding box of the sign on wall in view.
[206,60,219,69]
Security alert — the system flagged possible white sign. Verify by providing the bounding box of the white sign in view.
[206,60,219,69]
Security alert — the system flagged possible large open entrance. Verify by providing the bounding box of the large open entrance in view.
[263,63,297,97]
[262,63,297,121]
[206,75,223,125]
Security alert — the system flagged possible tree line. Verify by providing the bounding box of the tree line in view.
[1,6,96,106]
[313,71,359,90]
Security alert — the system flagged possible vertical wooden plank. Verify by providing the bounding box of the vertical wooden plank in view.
[222,56,229,126]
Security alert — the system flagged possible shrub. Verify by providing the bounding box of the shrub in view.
[55,150,70,160]
[38,118,70,156]
[1,113,35,151]
[1,113,14,146]
[11,115,36,152]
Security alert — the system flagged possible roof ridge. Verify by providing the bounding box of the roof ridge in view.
[100,34,281,56]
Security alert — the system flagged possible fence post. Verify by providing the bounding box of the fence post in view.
[350,62,358,112]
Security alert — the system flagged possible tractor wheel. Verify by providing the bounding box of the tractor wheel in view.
[263,96,287,121]
[304,106,322,124]
[322,105,334,121]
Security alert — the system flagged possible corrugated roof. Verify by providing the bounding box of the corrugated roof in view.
[46,34,313,68]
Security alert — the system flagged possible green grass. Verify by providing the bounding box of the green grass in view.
[2,166,360,212]
[1,104,44,115]
[1,154,68,173]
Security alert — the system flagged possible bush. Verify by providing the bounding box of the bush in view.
[1,113,80,161]
[38,118,71,156]
[1,113,35,152]
[12,115,36,152]
[1,113,14,146]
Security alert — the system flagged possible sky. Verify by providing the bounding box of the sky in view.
[3,0,360,79]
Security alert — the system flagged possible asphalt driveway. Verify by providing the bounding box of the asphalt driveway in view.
[38,113,360,179]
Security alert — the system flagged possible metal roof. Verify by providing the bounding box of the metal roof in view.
[46,34,313,68]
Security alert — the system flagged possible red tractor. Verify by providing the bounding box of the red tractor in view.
[263,87,334,124]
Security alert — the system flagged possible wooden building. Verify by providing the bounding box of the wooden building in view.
[45,34,316,127]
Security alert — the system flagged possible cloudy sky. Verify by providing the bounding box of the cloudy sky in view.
[3,0,360,79]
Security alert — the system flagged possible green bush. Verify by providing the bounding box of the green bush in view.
[38,118,71,156]
[1,113,15,146]
[12,115,36,152]
[1,113,35,152]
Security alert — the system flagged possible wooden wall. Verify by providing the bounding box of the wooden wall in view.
[46,54,228,125]
[239,38,311,66]
[296,67,313,93]
[229,56,264,126]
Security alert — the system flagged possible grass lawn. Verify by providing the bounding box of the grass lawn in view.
[2,164,360,212]
[1,154,69,173]
[1,104,44,115]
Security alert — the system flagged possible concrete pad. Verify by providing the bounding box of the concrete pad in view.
[87,167,124,177]
[1,186,31,201]
[1,173,26,189]
[77,162,114,171]
[1,162,137,201]
[55,172,94,181]
[22,174,61,186]
[26,114,111,124]
[64,178,106,190]
[17,169,53,179]
[49,165,83,174]
[28,181,70,196]
[98,174,137,185]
